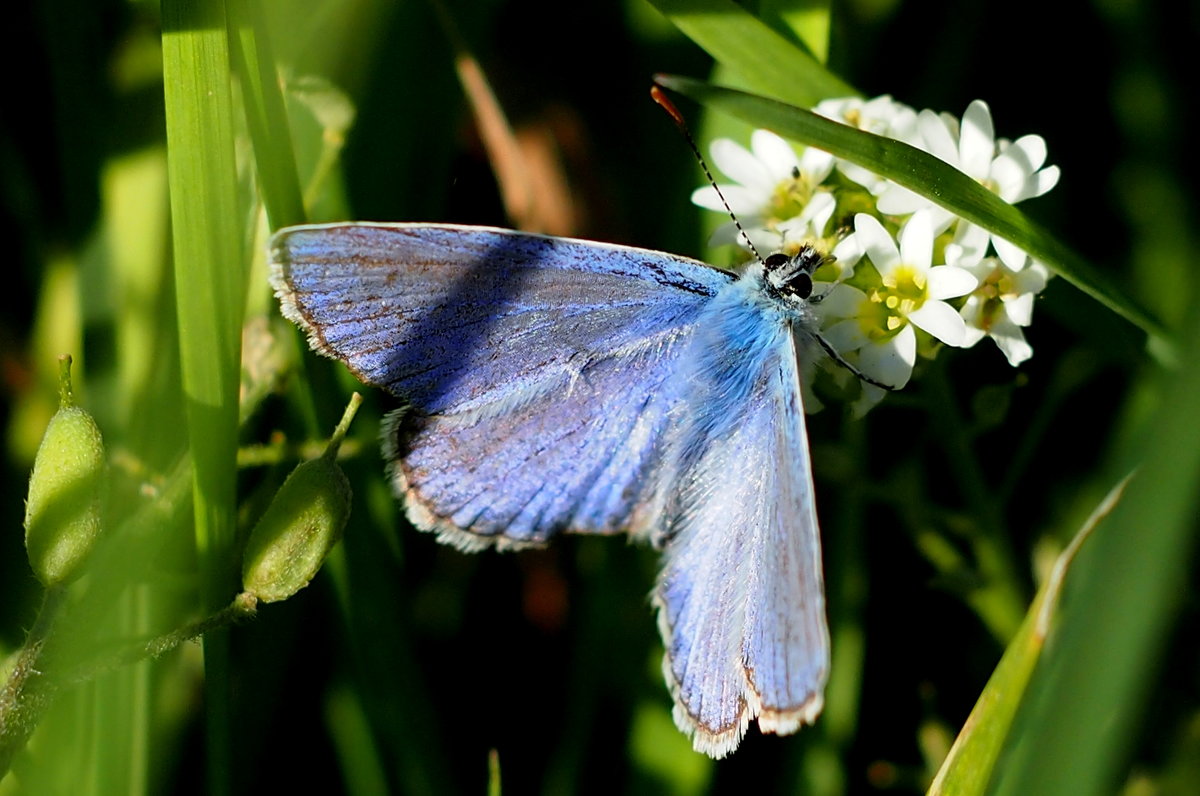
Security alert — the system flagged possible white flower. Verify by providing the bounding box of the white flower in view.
[815,95,920,194]
[741,192,837,258]
[877,100,1060,269]
[816,212,978,409]
[691,129,834,249]
[957,255,1050,366]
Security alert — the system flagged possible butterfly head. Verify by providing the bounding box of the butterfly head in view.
[762,246,825,305]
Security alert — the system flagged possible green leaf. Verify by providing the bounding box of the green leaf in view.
[646,0,854,106]
[927,476,1129,796]
[989,303,1200,794]
[654,76,1170,349]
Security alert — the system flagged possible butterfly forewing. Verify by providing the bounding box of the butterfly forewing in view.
[270,223,734,547]
[271,224,733,418]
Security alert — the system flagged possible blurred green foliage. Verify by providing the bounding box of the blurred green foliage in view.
[1,0,1197,794]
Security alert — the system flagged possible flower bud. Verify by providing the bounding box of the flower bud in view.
[24,356,106,586]
[242,394,360,603]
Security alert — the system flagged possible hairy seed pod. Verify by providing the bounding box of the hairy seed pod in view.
[24,356,106,586]
[242,394,360,603]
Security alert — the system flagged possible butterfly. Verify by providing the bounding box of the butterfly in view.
[270,222,834,758]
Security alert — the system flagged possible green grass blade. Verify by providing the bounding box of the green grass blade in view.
[326,685,390,796]
[161,1,246,792]
[646,0,855,106]
[764,0,833,64]
[654,76,1170,348]
[989,306,1200,794]
[927,477,1129,795]
[229,0,306,231]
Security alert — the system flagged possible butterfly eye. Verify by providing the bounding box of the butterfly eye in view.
[764,250,818,301]
[787,271,813,300]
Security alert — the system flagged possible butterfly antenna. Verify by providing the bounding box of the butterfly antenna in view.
[651,86,765,263]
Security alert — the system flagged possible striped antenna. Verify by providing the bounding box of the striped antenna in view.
[650,86,765,263]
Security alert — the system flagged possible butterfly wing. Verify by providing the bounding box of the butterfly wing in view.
[653,291,828,758]
[270,223,735,549]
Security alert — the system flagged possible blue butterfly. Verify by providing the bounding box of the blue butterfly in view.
[270,222,832,758]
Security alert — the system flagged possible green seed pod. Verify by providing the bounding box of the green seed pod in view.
[24,356,106,586]
[242,394,360,603]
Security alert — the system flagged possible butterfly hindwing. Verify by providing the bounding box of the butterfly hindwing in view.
[387,332,687,548]
[653,277,828,758]
[270,223,736,548]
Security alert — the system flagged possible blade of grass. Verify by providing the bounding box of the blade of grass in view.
[161,1,246,792]
[764,0,833,65]
[229,0,306,231]
[989,301,1200,794]
[325,685,390,796]
[646,0,854,106]
[927,476,1129,795]
[654,75,1170,350]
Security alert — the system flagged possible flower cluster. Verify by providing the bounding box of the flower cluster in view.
[692,96,1059,414]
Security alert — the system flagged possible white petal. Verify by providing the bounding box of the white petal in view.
[949,222,990,268]
[770,215,823,252]
[821,318,870,354]
[959,293,984,323]
[814,97,857,125]
[1003,134,1049,172]
[691,185,727,212]
[886,105,921,146]
[993,159,1058,204]
[1004,292,1036,326]
[875,182,931,215]
[817,282,869,316]
[799,191,837,236]
[691,184,765,216]
[989,315,1033,365]
[961,322,988,348]
[1015,261,1050,293]
[992,236,1029,271]
[908,300,968,346]
[917,109,960,164]
[751,129,801,178]
[899,211,934,270]
[1025,165,1061,200]
[743,226,783,255]
[854,213,900,274]
[831,232,863,269]
[993,138,1058,202]
[862,95,906,130]
[797,145,835,181]
[838,161,889,193]
[774,215,809,237]
[927,265,979,300]
[928,206,959,236]
[860,326,915,387]
[710,138,774,195]
[990,153,1030,200]
[958,100,995,180]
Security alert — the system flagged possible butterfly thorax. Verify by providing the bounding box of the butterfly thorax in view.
[651,258,817,511]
